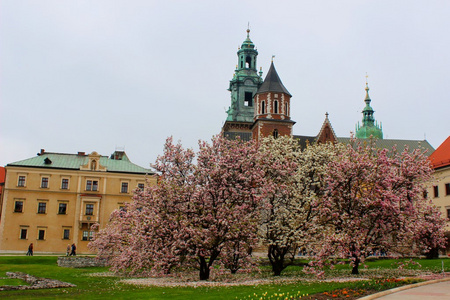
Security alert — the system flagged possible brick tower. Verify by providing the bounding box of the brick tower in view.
[251,60,295,143]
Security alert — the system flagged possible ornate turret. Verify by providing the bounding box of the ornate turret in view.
[355,80,383,139]
[226,28,263,123]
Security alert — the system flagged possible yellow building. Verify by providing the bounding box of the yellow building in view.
[0,149,155,254]
[429,137,450,232]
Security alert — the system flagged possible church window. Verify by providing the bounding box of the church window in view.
[274,100,279,113]
[261,101,265,114]
[245,56,251,68]
[285,103,288,116]
[273,129,279,139]
[244,92,253,107]
[240,56,243,68]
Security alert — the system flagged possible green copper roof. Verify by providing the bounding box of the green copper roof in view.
[7,151,153,174]
[355,82,383,139]
[241,29,255,49]
[336,137,435,156]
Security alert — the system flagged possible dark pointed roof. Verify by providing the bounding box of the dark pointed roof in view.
[256,62,291,96]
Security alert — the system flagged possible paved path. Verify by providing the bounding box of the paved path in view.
[360,279,450,299]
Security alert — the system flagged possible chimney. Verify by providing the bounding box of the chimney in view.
[40,149,45,155]
[77,152,85,156]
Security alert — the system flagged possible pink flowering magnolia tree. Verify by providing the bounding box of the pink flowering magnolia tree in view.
[311,141,446,275]
[90,136,264,280]
[259,136,339,276]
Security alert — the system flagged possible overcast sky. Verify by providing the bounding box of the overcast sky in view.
[1,1,449,168]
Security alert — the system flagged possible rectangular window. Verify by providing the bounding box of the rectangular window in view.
[41,177,49,188]
[58,203,67,215]
[138,183,145,191]
[85,204,94,215]
[86,180,98,191]
[20,229,27,240]
[447,208,450,219]
[446,183,450,196]
[18,176,26,187]
[121,182,128,193]
[61,178,69,189]
[14,201,24,213]
[244,92,253,107]
[37,202,47,214]
[82,231,94,241]
[63,229,70,240]
[434,186,439,198]
[38,229,45,240]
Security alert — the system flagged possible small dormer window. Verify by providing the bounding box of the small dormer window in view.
[44,157,52,165]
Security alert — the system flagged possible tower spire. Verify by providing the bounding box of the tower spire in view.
[355,76,383,139]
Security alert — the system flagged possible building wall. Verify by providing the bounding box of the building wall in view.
[0,166,155,254]
[429,165,450,234]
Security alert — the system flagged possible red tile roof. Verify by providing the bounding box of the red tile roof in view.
[429,136,450,169]
[0,166,5,195]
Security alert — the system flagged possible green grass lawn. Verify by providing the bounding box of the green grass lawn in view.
[0,256,448,299]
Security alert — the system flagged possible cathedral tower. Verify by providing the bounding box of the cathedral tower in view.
[251,61,295,143]
[222,29,263,140]
[355,80,383,139]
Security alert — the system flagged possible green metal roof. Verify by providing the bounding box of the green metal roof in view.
[336,137,435,156]
[7,152,153,174]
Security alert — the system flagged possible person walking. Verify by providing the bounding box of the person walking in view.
[70,243,76,256]
[66,244,71,256]
[26,243,33,256]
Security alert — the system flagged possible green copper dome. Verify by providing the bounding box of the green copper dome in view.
[355,82,383,139]
[226,28,263,123]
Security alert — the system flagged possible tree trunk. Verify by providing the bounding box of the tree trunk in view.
[199,256,210,280]
[351,256,360,275]
[268,245,288,276]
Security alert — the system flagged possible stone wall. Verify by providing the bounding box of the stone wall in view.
[0,272,75,291]
[57,256,108,268]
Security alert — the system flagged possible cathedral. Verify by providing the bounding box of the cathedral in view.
[222,29,433,154]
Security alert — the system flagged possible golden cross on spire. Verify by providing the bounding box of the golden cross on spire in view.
[365,72,369,84]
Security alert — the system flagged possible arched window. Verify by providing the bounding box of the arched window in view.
[246,56,251,68]
[274,100,278,114]
[261,101,265,114]
[285,103,288,116]
[273,129,279,139]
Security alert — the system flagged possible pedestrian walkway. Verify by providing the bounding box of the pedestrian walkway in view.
[360,278,450,299]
